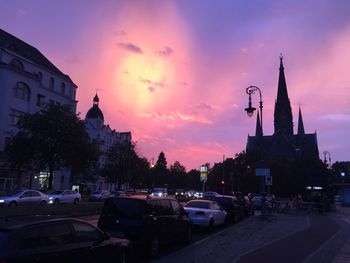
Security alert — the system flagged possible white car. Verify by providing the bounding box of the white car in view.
[0,190,48,207]
[89,190,110,201]
[184,200,227,228]
[48,190,81,205]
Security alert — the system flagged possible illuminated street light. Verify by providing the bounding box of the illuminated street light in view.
[245,85,263,134]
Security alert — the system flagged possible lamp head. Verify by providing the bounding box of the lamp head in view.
[245,106,256,117]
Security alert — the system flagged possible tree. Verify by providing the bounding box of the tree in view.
[8,103,99,190]
[4,131,38,189]
[102,141,138,189]
[154,152,168,187]
[169,161,186,189]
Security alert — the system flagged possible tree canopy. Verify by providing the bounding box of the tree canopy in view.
[5,103,99,190]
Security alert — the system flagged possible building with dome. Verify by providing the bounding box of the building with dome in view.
[84,94,131,191]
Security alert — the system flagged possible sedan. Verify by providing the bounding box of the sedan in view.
[184,200,227,229]
[0,218,130,263]
[48,190,81,205]
[0,190,48,207]
[89,190,110,201]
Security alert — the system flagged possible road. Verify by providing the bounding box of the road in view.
[3,206,350,263]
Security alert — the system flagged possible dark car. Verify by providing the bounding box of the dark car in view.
[0,218,130,263]
[97,195,192,257]
[232,192,254,216]
[213,195,245,223]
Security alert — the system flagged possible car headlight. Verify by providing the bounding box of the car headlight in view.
[0,200,4,203]
[49,197,53,200]
[158,193,163,196]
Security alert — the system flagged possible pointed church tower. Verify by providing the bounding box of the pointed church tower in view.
[274,55,293,135]
[255,111,263,137]
[297,106,305,135]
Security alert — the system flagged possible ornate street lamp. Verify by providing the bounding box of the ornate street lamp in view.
[245,85,263,134]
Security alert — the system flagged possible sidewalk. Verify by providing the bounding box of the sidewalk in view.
[153,207,350,263]
[154,212,309,263]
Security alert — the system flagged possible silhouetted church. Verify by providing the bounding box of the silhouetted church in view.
[246,56,319,161]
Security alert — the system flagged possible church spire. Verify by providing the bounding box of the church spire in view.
[274,54,294,135]
[297,106,305,135]
[93,93,99,107]
[255,111,263,137]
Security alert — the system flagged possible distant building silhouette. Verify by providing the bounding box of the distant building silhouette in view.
[246,56,319,160]
[0,28,77,191]
[84,94,132,191]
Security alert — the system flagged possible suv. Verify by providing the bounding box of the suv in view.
[97,195,192,257]
[0,218,130,263]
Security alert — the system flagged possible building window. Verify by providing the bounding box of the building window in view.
[9,108,25,127]
[61,83,65,95]
[13,82,30,101]
[10,59,24,70]
[49,77,55,90]
[37,71,43,81]
[37,94,45,107]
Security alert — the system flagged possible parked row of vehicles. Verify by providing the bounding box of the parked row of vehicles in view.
[0,191,256,262]
[0,189,81,207]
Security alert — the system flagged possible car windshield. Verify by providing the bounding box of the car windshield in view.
[214,197,232,206]
[50,191,63,195]
[185,201,210,209]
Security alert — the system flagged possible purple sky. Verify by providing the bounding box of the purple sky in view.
[1,0,349,170]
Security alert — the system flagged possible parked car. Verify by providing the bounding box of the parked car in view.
[213,195,245,223]
[203,191,219,199]
[150,188,168,197]
[231,192,254,216]
[97,195,192,257]
[175,189,186,198]
[48,190,81,205]
[0,190,48,207]
[184,200,227,229]
[88,190,110,201]
[186,190,203,199]
[0,218,130,263]
[251,194,274,210]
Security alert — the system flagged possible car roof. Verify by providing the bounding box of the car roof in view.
[0,218,91,231]
[110,195,176,201]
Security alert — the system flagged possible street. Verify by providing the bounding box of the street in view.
[3,205,350,263]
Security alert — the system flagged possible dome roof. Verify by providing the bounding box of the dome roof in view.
[86,93,104,121]
[86,105,104,121]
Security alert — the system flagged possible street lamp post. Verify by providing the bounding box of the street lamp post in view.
[245,85,263,135]
[244,85,268,217]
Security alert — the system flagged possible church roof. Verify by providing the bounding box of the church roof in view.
[0,28,74,83]
[86,106,104,121]
[86,94,104,121]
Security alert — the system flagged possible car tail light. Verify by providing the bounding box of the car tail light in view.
[195,211,205,216]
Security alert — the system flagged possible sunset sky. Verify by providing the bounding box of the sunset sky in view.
[1,0,349,170]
